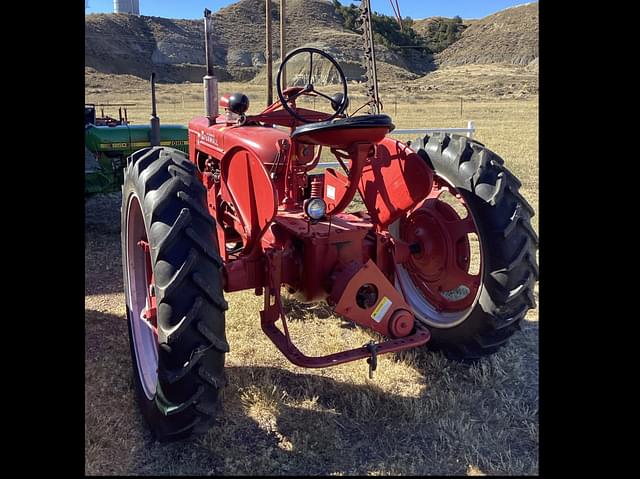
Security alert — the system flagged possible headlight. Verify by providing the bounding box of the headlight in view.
[304,198,326,220]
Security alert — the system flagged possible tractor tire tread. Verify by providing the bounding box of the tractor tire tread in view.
[159,347,207,385]
[162,297,203,345]
[193,272,229,311]
[490,237,539,280]
[154,385,206,417]
[177,190,216,227]
[141,155,175,194]
[121,146,227,441]
[157,248,199,298]
[155,208,192,260]
[197,320,231,352]
[414,134,538,361]
[186,226,224,267]
[198,365,229,389]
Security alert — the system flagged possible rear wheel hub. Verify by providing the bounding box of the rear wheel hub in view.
[391,177,484,328]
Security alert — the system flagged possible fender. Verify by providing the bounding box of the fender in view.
[358,137,434,229]
[220,146,278,255]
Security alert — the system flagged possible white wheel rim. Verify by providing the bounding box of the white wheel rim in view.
[124,193,158,400]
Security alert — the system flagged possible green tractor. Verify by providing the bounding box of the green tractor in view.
[85,74,189,197]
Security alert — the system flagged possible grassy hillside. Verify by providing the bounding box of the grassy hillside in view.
[437,3,538,66]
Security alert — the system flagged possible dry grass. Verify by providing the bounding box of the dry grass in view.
[85,77,538,475]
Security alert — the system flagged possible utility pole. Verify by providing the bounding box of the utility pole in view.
[359,0,381,114]
[280,0,286,87]
[265,0,273,106]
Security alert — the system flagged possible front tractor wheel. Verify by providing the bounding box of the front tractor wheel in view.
[121,146,229,441]
[394,133,538,361]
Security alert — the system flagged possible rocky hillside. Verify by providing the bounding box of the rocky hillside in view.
[85,0,432,83]
[436,3,538,66]
[85,0,538,85]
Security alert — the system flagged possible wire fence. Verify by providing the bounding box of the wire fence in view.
[86,92,479,125]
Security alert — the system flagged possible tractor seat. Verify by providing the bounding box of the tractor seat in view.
[291,114,395,149]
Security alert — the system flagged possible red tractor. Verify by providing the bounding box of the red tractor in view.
[121,6,537,440]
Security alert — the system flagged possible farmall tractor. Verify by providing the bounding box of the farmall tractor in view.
[121,3,538,440]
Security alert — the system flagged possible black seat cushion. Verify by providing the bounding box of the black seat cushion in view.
[291,114,395,139]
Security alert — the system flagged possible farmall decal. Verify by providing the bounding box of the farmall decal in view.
[197,130,219,148]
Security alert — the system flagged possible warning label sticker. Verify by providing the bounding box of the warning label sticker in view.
[327,184,336,200]
[371,296,392,323]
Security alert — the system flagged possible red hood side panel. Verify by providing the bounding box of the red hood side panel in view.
[222,126,289,165]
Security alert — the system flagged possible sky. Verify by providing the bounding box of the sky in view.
[85,0,534,20]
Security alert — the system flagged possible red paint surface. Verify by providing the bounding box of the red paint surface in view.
[184,95,448,368]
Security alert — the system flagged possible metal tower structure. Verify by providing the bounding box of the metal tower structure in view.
[114,0,140,15]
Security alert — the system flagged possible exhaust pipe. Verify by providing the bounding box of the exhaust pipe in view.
[149,72,160,146]
[203,8,218,125]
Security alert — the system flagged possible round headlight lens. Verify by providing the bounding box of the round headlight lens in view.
[305,198,326,220]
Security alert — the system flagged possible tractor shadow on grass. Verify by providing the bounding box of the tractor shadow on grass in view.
[85,308,227,475]
[85,307,538,475]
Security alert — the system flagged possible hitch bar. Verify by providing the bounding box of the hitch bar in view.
[259,248,431,369]
[261,321,430,369]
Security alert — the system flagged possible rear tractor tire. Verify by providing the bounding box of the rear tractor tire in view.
[400,133,538,361]
[121,146,229,441]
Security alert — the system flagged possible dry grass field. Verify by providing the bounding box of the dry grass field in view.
[85,76,538,475]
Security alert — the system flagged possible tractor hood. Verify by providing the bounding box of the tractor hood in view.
[85,124,188,154]
[221,125,288,165]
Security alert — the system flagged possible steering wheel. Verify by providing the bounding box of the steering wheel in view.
[276,47,349,123]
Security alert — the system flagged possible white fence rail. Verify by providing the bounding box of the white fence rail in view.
[316,120,475,169]
[392,120,475,139]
